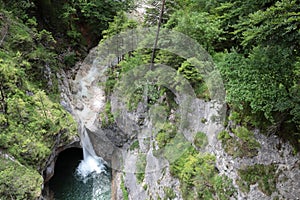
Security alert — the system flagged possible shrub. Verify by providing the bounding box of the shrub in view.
[237,164,277,196]
[120,176,129,200]
[155,123,177,149]
[100,101,115,128]
[0,157,43,200]
[129,140,139,151]
[218,127,260,158]
[136,153,147,183]
[170,146,236,199]
[194,131,208,149]
[163,187,176,200]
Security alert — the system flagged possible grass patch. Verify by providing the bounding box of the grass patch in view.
[100,101,115,128]
[170,146,236,199]
[136,153,147,183]
[120,176,129,200]
[129,140,139,151]
[218,127,260,158]
[193,131,208,149]
[163,187,176,200]
[237,164,277,196]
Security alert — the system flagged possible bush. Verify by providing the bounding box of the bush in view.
[170,146,236,199]
[100,101,115,128]
[155,123,177,149]
[129,140,139,151]
[0,157,43,200]
[218,127,260,158]
[136,153,147,183]
[194,131,208,149]
[163,187,176,200]
[237,164,277,196]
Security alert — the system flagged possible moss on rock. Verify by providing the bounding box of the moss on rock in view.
[218,127,261,158]
[0,157,43,200]
[237,164,277,196]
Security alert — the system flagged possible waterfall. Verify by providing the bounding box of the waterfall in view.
[76,126,106,183]
[58,48,111,199]
[64,49,107,177]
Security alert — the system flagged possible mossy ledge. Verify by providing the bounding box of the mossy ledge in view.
[0,7,78,199]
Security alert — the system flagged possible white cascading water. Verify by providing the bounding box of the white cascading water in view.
[69,51,110,198]
[76,126,106,183]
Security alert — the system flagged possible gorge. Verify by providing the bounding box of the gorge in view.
[0,0,300,200]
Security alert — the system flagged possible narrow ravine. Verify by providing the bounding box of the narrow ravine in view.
[52,48,112,199]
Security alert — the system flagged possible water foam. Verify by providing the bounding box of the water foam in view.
[76,127,107,183]
[76,155,106,183]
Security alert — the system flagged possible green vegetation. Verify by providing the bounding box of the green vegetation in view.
[129,140,140,151]
[170,146,236,199]
[100,101,115,128]
[1,0,299,198]
[0,6,79,199]
[103,0,300,151]
[146,0,300,149]
[0,156,43,200]
[120,175,129,200]
[136,153,147,183]
[0,0,133,198]
[193,131,208,149]
[163,187,176,200]
[218,127,261,158]
[154,122,233,199]
[0,8,78,170]
[2,0,133,61]
[155,123,177,149]
[237,164,277,196]
[143,184,148,191]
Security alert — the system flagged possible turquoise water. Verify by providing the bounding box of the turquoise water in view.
[48,148,111,200]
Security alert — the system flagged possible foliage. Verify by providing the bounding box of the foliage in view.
[100,101,115,128]
[0,89,77,169]
[161,0,300,150]
[218,46,296,122]
[136,153,147,183]
[234,0,300,50]
[217,46,300,148]
[237,164,277,196]
[120,175,129,200]
[166,9,224,52]
[155,123,177,149]
[0,8,78,199]
[177,61,210,100]
[0,157,43,200]
[218,127,260,158]
[1,0,36,22]
[170,146,236,199]
[102,11,138,40]
[193,132,208,149]
[129,140,140,151]
[163,187,176,200]
[60,0,134,46]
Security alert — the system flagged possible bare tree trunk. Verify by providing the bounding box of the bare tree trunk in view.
[150,0,166,70]
[145,0,166,105]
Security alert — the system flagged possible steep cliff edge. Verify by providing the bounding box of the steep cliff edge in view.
[61,41,300,199]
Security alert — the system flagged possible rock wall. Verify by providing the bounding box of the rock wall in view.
[58,46,300,200]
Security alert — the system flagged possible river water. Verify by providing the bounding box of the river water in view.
[48,148,111,200]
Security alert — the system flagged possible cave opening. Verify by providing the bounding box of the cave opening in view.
[47,147,112,200]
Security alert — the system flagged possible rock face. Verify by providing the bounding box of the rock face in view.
[43,139,81,183]
[59,46,300,200]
